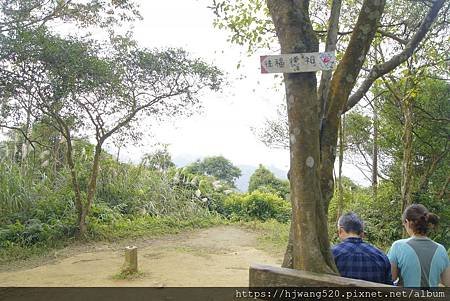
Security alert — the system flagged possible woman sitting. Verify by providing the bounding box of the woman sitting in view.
[388,204,450,287]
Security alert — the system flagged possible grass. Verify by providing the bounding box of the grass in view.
[88,213,227,240]
[0,238,74,265]
[235,219,290,257]
[112,270,146,280]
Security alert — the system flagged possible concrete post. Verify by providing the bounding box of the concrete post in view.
[122,246,138,273]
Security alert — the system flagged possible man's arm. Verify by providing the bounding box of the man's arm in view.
[385,261,394,285]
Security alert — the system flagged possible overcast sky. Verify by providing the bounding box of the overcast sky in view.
[106,0,369,185]
[114,1,289,167]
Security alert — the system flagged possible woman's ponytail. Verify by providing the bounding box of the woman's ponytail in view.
[402,204,439,235]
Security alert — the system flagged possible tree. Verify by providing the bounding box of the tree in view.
[185,156,241,187]
[248,164,289,198]
[211,0,448,272]
[0,0,139,34]
[141,144,175,172]
[1,28,223,236]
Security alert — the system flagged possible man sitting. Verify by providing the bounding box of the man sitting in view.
[332,212,392,285]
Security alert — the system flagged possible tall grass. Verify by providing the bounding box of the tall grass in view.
[0,161,35,220]
[96,162,210,218]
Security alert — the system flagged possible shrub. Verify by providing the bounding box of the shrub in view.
[328,181,404,250]
[248,165,290,199]
[223,190,291,223]
[0,195,77,248]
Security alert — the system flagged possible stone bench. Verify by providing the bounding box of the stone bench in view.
[247,264,446,301]
[249,263,392,287]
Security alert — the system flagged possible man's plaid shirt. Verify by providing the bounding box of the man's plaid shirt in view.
[332,237,393,285]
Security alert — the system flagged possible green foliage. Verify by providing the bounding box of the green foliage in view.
[96,157,225,219]
[0,131,230,263]
[328,179,449,250]
[184,156,241,187]
[345,111,373,155]
[413,192,450,249]
[2,17,224,238]
[248,164,289,199]
[0,196,77,248]
[170,166,232,215]
[211,0,274,53]
[374,77,450,248]
[0,161,34,219]
[141,144,175,172]
[87,211,225,241]
[0,0,140,34]
[223,190,291,223]
[353,183,403,250]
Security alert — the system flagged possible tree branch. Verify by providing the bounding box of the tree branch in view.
[345,0,446,112]
[376,29,408,45]
[318,0,342,121]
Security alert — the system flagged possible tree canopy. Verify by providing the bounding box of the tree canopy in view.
[185,156,242,187]
[248,164,289,199]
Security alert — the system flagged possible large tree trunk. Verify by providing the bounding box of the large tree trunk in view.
[269,0,386,272]
[286,72,334,273]
[267,0,335,273]
[281,0,342,270]
[320,0,386,214]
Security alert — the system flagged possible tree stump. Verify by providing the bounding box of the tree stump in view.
[122,246,138,273]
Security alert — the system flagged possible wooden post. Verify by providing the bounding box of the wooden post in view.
[122,246,138,273]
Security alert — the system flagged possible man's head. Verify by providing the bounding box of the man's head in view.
[337,212,364,240]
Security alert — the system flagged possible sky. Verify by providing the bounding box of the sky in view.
[75,0,370,186]
[0,0,370,186]
[115,0,291,170]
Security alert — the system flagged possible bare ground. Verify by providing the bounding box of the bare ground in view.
[0,226,282,287]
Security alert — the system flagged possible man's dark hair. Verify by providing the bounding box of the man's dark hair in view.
[338,212,364,235]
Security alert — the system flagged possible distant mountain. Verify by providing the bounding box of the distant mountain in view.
[173,154,288,192]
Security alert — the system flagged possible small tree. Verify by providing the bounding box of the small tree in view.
[141,144,175,173]
[2,29,222,236]
[248,164,289,199]
[185,156,241,187]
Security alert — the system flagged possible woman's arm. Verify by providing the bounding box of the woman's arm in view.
[442,267,450,287]
[391,262,399,283]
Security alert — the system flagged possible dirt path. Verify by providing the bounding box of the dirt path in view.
[0,226,281,287]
